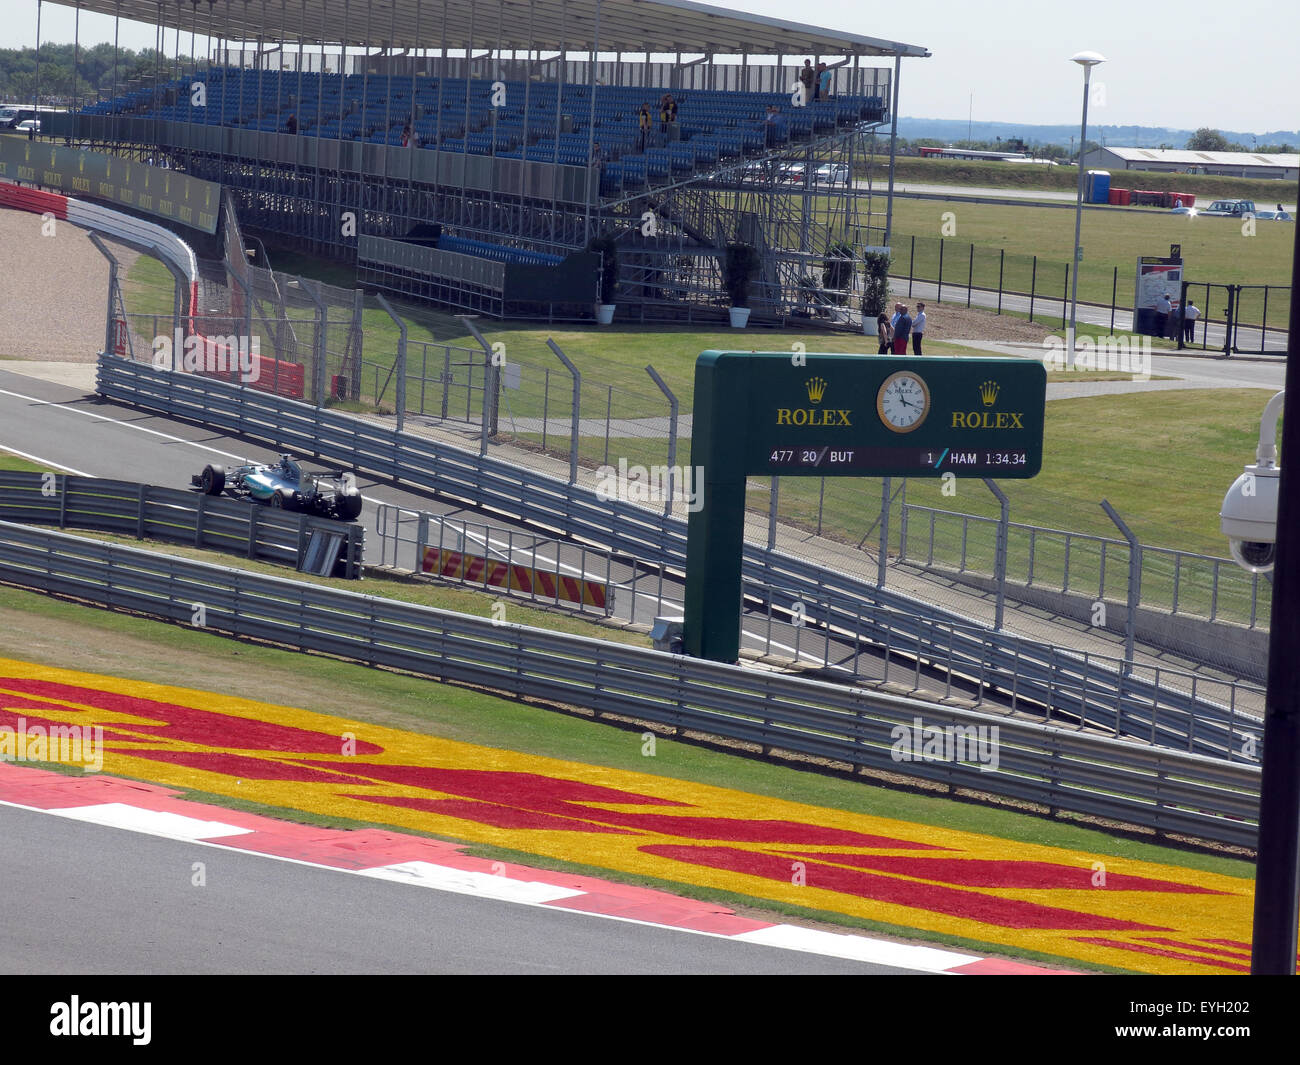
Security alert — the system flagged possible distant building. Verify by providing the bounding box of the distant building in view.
[1079,146,1298,181]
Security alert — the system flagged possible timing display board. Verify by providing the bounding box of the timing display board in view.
[684,351,1046,662]
[0,138,220,234]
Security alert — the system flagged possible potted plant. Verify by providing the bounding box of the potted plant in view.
[860,250,892,334]
[724,241,761,327]
[588,232,619,324]
[822,241,854,306]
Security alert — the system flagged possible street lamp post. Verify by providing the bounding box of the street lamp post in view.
[1068,51,1105,369]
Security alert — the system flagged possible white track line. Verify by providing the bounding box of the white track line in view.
[0,444,89,476]
[0,386,249,463]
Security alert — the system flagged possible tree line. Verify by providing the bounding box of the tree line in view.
[0,44,202,104]
[901,129,1293,158]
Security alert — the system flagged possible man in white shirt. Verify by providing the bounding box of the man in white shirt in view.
[912,302,926,355]
[1182,298,1200,344]
[1155,292,1172,338]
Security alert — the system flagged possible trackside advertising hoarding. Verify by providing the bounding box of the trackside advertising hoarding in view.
[0,138,219,234]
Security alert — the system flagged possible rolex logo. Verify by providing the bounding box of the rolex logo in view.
[979,380,1000,407]
[805,376,827,404]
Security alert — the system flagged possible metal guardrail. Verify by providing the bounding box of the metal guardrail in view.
[94,355,1263,762]
[898,501,1270,630]
[0,520,1261,848]
[0,472,364,579]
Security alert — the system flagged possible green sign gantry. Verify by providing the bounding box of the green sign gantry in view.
[684,351,1047,662]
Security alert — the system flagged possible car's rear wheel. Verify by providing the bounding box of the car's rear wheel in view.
[200,465,226,495]
[334,493,363,522]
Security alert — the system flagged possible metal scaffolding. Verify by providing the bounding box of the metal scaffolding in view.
[51,0,928,324]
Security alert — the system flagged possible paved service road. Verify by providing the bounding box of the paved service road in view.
[0,804,917,975]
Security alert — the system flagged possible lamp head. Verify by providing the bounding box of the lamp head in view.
[1071,50,1106,68]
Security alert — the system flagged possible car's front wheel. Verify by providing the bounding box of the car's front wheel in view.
[200,465,226,495]
[270,490,286,509]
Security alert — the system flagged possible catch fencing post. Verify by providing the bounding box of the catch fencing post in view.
[645,365,678,517]
[1101,499,1140,669]
[878,477,891,587]
[375,293,407,432]
[301,279,329,408]
[152,243,188,373]
[546,338,581,483]
[86,232,119,357]
[768,477,779,550]
[983,478,1009,630]
[461,317,501,457]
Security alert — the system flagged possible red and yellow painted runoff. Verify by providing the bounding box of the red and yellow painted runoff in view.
[0,657,1262,974]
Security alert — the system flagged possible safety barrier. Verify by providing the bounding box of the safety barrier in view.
[0,472,363,579]
[94,354,1263,763]
[0,520,1262,849]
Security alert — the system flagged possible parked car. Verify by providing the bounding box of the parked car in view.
[14,119,40,134]
[1200,199,1257,217]
[813,163,851,186]
[192,455,364,520]
[1168,205,1198,216]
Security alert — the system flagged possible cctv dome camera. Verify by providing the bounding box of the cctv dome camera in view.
[1220,463,1279,574]
[1229,539,1276,571]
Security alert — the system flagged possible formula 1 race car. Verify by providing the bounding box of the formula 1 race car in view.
[191,455,364,521]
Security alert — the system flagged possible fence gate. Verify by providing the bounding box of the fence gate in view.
[1180,280,1288,356]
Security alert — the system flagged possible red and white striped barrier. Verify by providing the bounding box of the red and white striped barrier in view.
[422,546,609,609]
[2,176,303,399]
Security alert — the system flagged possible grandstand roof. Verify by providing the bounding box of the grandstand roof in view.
[65,0,930,59]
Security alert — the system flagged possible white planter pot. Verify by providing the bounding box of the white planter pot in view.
[729,307,751,328]
[595,304,616,325]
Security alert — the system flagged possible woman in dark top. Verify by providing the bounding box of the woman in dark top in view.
[877,313,892,355]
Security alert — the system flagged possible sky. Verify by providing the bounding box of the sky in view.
[3,0,1298,134]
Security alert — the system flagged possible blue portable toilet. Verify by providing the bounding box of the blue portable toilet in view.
[1086,170,1110,204]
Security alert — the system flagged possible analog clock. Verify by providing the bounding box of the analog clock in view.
[876,371,930,433]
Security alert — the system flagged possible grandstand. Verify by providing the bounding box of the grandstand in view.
[38,1,928,324]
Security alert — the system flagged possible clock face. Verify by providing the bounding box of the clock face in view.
[876,372,930,433]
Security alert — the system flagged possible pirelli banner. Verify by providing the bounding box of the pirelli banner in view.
[0,139,219,234]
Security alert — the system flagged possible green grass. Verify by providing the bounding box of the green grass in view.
[0,452,48,473]
[866,156,1297,204]
[0,579,1255,970]
[884,197,1293,325]
[58,527,648,648]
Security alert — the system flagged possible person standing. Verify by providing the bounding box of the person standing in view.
[658,93,678,144]
[911,302,926,355]
[816,62,831,101]
[892,305,912,355]
[1182,298,1200,344]
[1155,292,1172,339]
[798,60,815,106]
[637,102,652,152]
[876,312,892,355]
